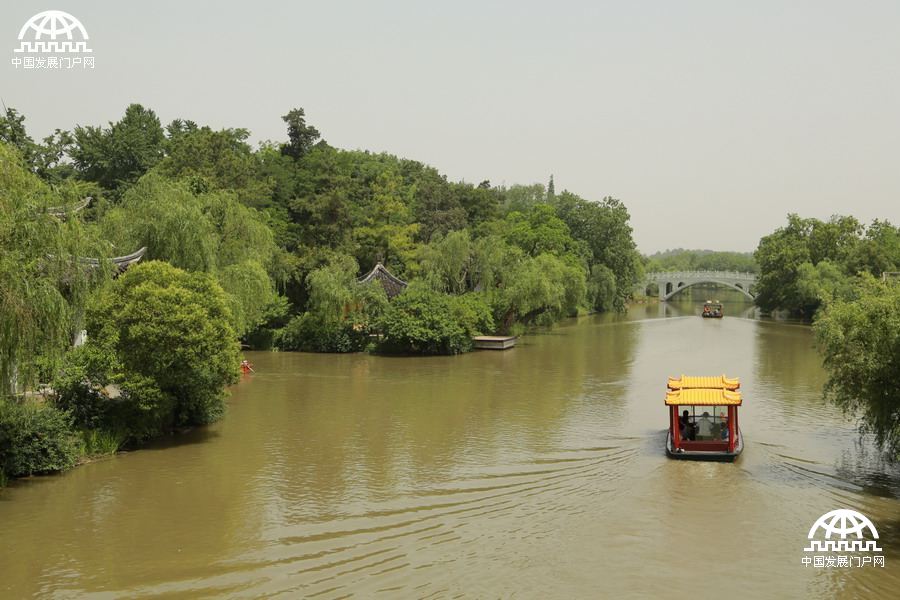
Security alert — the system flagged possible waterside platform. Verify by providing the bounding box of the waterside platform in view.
[473,336,517,350]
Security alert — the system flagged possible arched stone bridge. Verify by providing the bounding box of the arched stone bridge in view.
[644,271,757,301]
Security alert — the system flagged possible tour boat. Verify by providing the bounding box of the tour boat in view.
[702,300,723,318]
[665,375,743,461]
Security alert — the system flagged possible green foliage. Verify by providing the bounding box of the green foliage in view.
[645,249,758,273]
[276,255,388,352]
[55,261,239,442]
[0,108,76,183]
[450,293,495,336]
[814,277,900,457]
[70,104,165,194]
[504,204,579,258]
[793,261,854,316]
[0,142,108,396]
[553,192,641,310]
[497,253,587,331]
[845,220,900,276]
[281,108,322,160]
[353,168,419,274]
[6,102,644,366]
[81,428,127,457]
[754,214,898,317]
[99,174,285,338]
[0,401,81,477]
[588,264,618,312]
[155,125,275,207]
[376,284,476,355]
[277,313,360,353]
[101,174,217,271]
[420,230,475,294]
[218,260,282,337]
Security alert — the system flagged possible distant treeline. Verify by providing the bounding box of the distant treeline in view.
[644,249,758,273]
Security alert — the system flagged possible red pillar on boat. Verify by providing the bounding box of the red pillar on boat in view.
[671,406,681,450]
[727,406,736,453]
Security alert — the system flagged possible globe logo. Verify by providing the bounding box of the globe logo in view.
[15,10,92,54]
[804,508,882,553]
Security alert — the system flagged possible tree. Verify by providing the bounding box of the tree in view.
[376,284,490,355]
[420,230,474,294]
[554,192,640,310]
[754,214,893,316]
[504,204,579,258]
[280,108,321,160]
[99,174,286,338]
[845,220,900,276]
[793,260,853,316]
[0,107,77,183]
[155,125,274,207]
[498,253,586,331]
[56,261,240,441]
[278,254,388,352]
[0,142,106,396]
[754,214,815,314]
[354,168,419,273]
[815,277,900,457]
[0,108,36,165]
[70,104,165,194]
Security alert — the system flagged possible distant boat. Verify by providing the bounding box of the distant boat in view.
[702,300,723,318]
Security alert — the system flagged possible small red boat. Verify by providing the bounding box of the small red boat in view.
[665,375,743,461]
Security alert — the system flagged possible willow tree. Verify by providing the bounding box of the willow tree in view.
[815,276,900,457]
[0,142,107,397]
[98,173,286,338]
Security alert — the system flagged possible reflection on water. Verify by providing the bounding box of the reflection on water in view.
[0,296,897,598]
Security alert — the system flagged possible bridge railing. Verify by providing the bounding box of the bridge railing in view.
[644,270,757,281]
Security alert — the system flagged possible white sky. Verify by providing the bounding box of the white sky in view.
[3,1,899,253]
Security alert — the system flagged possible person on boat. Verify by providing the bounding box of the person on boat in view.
[697,411,713,439]
[240,359,255,374]
[680,410,695,440]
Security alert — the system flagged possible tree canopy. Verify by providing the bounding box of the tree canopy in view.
[3,103,642,357]
[815,277,900,457]
[754,214,900,317]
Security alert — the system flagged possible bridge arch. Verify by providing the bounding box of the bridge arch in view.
[661,279,754,301]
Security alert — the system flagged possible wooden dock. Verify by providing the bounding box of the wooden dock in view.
[472,336,517,350]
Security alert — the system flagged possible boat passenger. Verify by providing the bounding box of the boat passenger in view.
[680,410,695,440]
[697,412,713,439]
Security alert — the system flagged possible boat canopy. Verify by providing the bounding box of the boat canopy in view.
[667,375,740,391]
[665,388,742,406]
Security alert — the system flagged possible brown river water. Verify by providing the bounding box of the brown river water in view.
[1,292,898,598]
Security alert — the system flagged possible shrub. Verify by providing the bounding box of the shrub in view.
[0,401,80,477]
[276,313,362,353]
[450,293,494,336]
[54,261,240,442]
[376,285,473,355]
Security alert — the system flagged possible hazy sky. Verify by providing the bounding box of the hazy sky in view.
[3,1,899,253]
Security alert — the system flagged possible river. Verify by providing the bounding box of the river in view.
[1,290,898,598]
